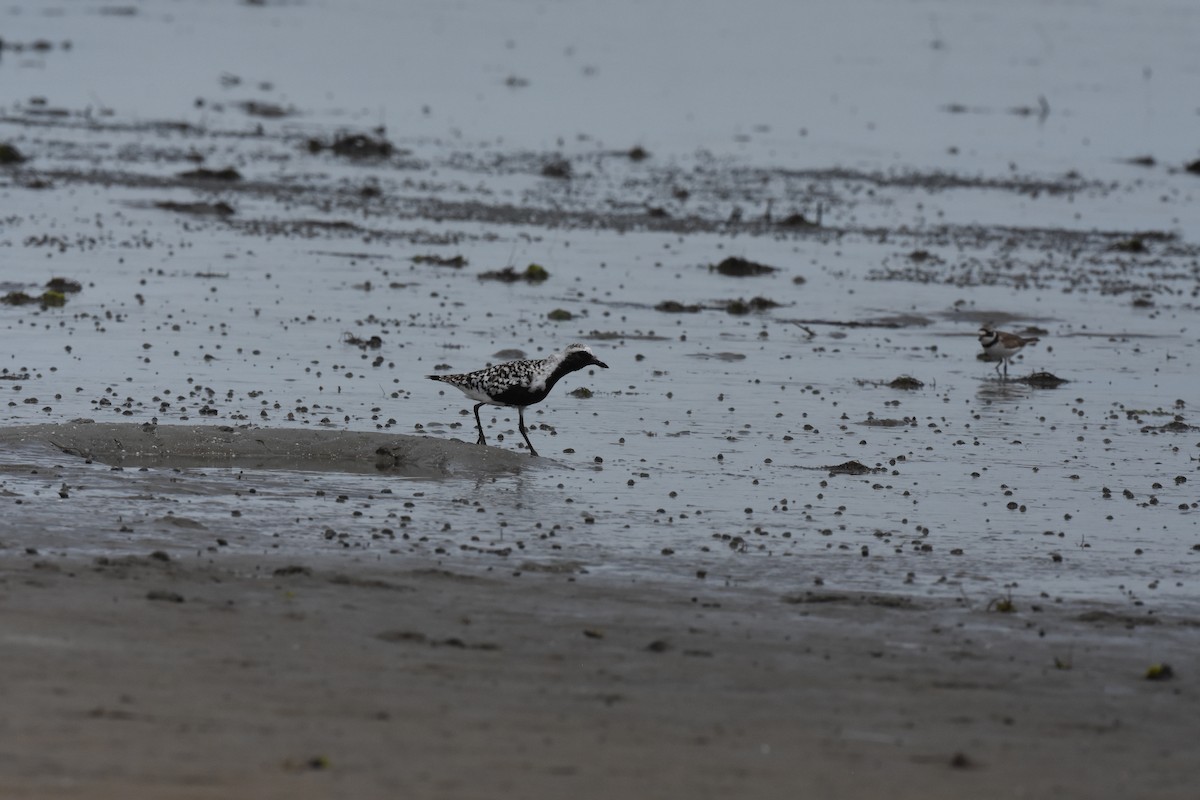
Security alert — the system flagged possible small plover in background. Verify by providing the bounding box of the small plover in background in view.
[428,343,609,457]
[978,326,1040,377]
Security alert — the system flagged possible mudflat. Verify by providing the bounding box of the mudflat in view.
[3,0,1199,796]
[1,551,1195,799]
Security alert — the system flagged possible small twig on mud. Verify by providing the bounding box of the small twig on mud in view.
[791,322,816,338]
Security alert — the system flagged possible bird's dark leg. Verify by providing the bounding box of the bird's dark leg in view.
[473,402,487,445]
[1001,358,1009,379]
[517,407,538,457]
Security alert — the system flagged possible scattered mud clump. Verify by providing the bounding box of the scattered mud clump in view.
[777,212,819,229]
[1185,159,1200,176]
[688,352,745,361]
[1076,610,1159,627]
[781,592,916,609]
[906,249,943,264]
[1,39,70,53]
[568,387,593,398]
[1017,371,1068,388]
[1145,663,1175,681]
[1125,155,1156,168]
[1108,237,1148,254]
[45,277,83,294]
[825,460,874,476]
[308,133,394,159]
[1140,417,1198,434]
[524,263,550,281]
[0,143,27,165]
[479,263,549,283]
[412,254,467,268]
[858,417,914,427]
[547,309,573,321]
[238,100,292,119]
[343,333,383,350]
[712,256,778,277]
[3,283,75,308]
[949,753,975,770]
[725,296,780,314]
[273,565,313,577]
[541,158,572,179]
[155,200,235,217]
[1007,96,1051,119]
[655,300,703,313]
[178,166,242,182]
[627,146,650,161]
[888,376,925,389]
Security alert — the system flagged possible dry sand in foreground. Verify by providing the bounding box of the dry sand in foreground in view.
[0,551,1195,800]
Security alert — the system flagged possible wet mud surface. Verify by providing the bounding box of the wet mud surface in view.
[2,0,1198,615]
[3,2,1200,797]
[0,422,529,476]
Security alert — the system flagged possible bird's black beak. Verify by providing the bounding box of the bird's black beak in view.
[592,358,609,369]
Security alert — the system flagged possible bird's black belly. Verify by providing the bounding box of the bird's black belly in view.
[493,385,549,407]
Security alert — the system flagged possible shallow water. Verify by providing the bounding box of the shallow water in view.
[1,0,1197,612]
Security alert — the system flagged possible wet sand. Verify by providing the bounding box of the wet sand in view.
[0,422,530,476]
[1,550,1196,799]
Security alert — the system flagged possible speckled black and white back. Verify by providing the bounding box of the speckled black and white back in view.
[428,343,607,408]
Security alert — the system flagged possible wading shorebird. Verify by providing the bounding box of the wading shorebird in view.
[427,343,608,457]
[978,326,1040,377]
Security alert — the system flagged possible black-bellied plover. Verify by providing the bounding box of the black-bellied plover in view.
[427,343,609,456]
[978,326,1040,377]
